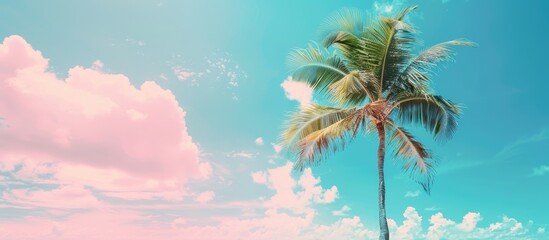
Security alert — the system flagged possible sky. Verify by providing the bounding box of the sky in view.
[0,0,548,239]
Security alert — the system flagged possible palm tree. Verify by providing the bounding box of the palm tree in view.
[281,6,473,240]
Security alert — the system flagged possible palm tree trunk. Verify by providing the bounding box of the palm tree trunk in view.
[376,121,390,240]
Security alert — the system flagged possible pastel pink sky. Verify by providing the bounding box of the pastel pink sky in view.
[0,36,539,239]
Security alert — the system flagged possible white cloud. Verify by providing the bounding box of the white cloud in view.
[254,162,338,213]
[332,205,351,216]
[423,211,529,240]
[281,76,313,108]
[538,227,545,234]
[309,216,377,240]
[255,137,264,146]
[391,207,423,239]
[404,190,421,198]
[425,207,440,212]
[456,212,481,232]
[374,1,394,14]
[531,165,549,176]
[426,212,456,240]
[226,151,256,159]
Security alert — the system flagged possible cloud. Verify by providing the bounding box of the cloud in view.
[309,216,377,240]
[253,162,338,213]
[495,129,549,161]
[332,205,351,216]
[374,1,394,14]
[272,143,283,153]
[0,35,210,201]
[173,66,195,81]
[390,207,423,239]
[0,200,541,239]
[2,185,100,209]
[0,35,544,240]
[426,212,456,239]
[92,60,104,70]
[251,171,268,184]
[404,190,421,198]
[281,76,313,108]
[172,217,187,226]
[373,0,406,16]
[530,165,549,176]
[424,211,526,240]
[194,191,215,203]
[226,151,256,159]
[425,207,440,212]
[456,212,481,232]
[255,137,264,146]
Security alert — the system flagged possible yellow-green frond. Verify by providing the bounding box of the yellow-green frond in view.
[385,120,434,193]
[362,9,416,94]
[293,108,368,170]
[328,70,380,106]
[281,105,357,148]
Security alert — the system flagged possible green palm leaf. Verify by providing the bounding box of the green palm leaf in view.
[288,46,350,92]
[320,8,367,69]
[320,8,364,40]
[388,40,475,98]
[361,6,417,94]
[328,70,380,106]
[389,94,462,141]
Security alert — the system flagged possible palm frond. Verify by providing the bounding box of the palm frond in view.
[361,6,417,94]
[394,5,418,21]
[328,70,380,106]
[320,8,365,41]
[281,105,357,148]
[293,108,368,170]
[288,45,350,92]
[389,94,462,141]
[320,8,367,69]
[385,120,434,193]
[387,39,475,99]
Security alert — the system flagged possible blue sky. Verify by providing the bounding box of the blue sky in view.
[0,0,548,239]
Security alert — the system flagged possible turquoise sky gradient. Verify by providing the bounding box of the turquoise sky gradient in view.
[1,0,548,239]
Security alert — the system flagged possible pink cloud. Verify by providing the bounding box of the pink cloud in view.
[194,191,215,203]
[280,76,313,108]
[271,143,283,153]
[0,35,208,181]
[251,171,268,184]
[173,66,195,81]
[0,205,536,240]
[2,185,101,209]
